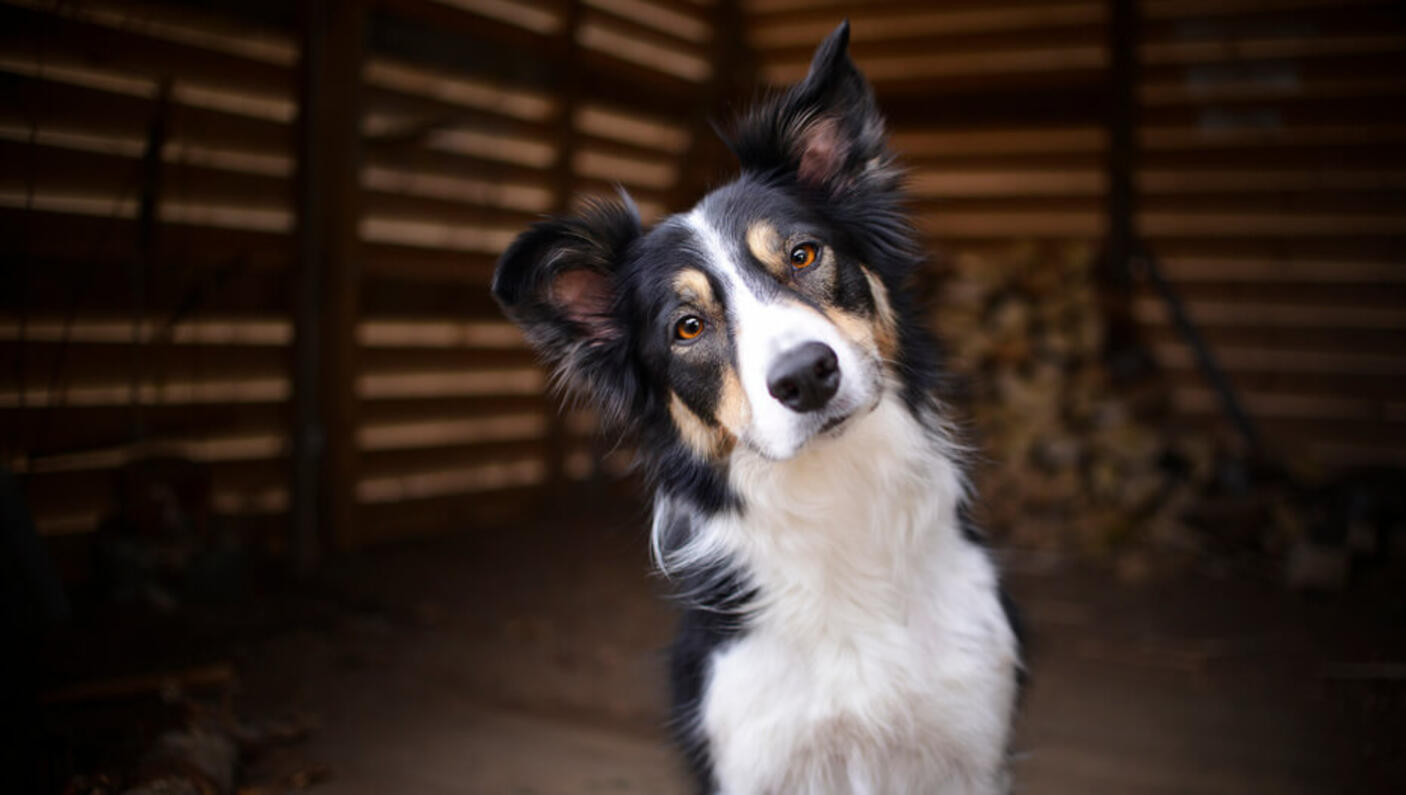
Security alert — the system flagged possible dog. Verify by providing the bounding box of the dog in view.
[493,22,1022,795]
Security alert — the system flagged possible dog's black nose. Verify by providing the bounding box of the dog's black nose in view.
[767,342,840,413]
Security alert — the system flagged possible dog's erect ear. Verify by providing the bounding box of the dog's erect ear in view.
[492,197,642,422]
[730,21,889,193]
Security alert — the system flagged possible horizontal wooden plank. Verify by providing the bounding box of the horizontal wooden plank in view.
[1303,438,1406,468]
[0,139,292,206]
[1133,296,1406,330]
[360,347,540,372]
[1172,385,1404,422]
[0,4,293,96]
[370,1,700,118]
[362,245,499,284]
[765,44,1106,85]
[1141,76,1406,108]
[879,80,1109,126]
[1142,0,1398,23]
[589,0,711,42]
[358,318,525,349]
[746,0,1061,16]
[1140,168,1406,194]
[1164,368,1404,406]
[1,340,289,384]
[358,411,548,452]
[363,83,556,141]
[363,138,553,188]
[1143,33,1406,67]
[0,71,293,152]
[581,6,709,60]
[360,282,503,327]
[766,23,1106,69]
[1148,235,1406,262]
[1155,257,1406,284]
[1160,274,1406,303]
[1142,97,1406,129]
[1141,146,1406,171]
[750,1,1102,50]
[891,126,1105,157]
[908,168,1103,198]
[360,438,547,480]
[1142,325,1406,357]
[1157,341,1406,377]
[3,251,291,319]
[577,18,712,83]
[1140,212,1406,237]
[1144,194,1406,219]
[363,189,542,229]
[360,395,554,424]
[1142,122,1406,152]
[356,367,546,400]
[0,401,288,458]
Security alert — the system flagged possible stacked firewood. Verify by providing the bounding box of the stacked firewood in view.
[932,241,1215,564]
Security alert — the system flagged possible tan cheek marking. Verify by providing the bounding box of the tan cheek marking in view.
[669,391,739,460]
[715,367,749,441]
[672,269,718,314]
[745,221,788,280]
[861,267,900,359]
[825,307,880,359]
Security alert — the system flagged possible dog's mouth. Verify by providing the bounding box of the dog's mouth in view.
[818,413,850,435]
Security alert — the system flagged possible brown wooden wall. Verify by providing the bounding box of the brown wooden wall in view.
[744,0,1406,472]
[3,0,1404,568]
[0,0,726,566]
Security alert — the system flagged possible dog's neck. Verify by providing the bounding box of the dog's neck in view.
[676,391,969,634]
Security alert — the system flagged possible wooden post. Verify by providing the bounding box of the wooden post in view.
[1097,0,1148,385]
[293,0,365,567]
[670,0,752,212]
[544,0,584,492]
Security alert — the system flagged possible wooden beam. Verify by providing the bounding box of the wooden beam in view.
[292,0,366,566]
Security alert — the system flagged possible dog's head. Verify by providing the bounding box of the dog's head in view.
[494,22,925,465]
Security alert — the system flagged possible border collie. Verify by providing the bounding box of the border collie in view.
[493,22,1021,794]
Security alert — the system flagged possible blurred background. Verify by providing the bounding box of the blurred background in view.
[1,0,1404,792]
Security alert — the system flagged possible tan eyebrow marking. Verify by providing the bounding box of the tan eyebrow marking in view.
[672,268,718,313]
[745,220,788,279]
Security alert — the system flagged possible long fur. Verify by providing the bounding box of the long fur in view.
[494,21,1022,794]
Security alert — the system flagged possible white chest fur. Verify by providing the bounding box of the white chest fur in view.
[682,397,1019,795]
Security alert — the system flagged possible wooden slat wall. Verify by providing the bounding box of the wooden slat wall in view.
[745,0,1406,473]
[6,0,1402,559]
[0,0,722,555]
[354,0,716,543]
[1134,0,1406,469]
[0,0,299,545]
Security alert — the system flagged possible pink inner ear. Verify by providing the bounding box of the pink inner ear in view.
[797,116,850,187]
[550,269,617,340]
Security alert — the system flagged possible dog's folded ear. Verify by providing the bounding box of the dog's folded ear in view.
[492,196,642,422]
[730,20,890,194]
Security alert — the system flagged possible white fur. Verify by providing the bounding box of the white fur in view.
[684,210,879,460]
[659,394,1019,795]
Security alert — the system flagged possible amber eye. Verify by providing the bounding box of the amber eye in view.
[790,242,818,269]
[675,315,705,341]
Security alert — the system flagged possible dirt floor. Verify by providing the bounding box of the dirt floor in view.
[38,504,1406,794]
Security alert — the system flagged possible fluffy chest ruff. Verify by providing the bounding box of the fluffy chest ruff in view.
[663,397,1020,795]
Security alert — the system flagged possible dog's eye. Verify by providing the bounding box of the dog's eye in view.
[675,315,705,341]
[790,243,818,269]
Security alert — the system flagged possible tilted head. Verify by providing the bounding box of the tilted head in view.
[493,22,938,506]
